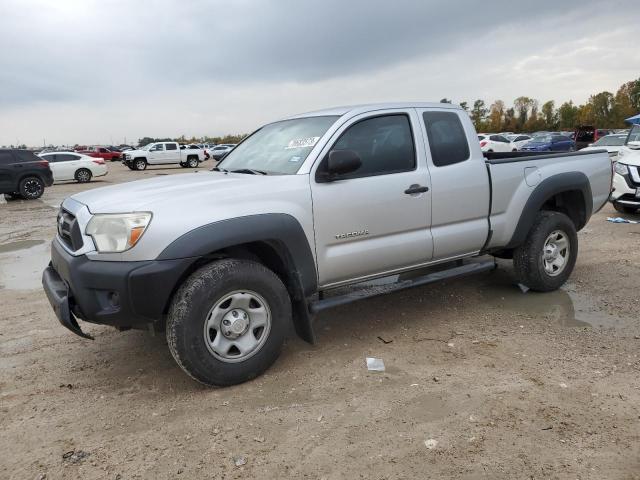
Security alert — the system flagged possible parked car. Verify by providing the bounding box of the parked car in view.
[579,134,628,160]
[521,134,576,152]
[39,152,108,183]
[0,149,54,200]
[506,134,532,151]
[210,144,236,160]
[76,146,122,162]
[478,134,512,152]
[122,142,205,170]
[574,126,613,150]
[610,125,640,213]
[42,102,612,386]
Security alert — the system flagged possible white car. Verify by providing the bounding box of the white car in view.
[210,144,236,161]
[611,126,640,213]
[579,134,628,160]
[506,134,533,151]
[478,134,513,153]
[39,152,108,183]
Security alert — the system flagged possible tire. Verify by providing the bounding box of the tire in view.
[75,168,92,183]
[187,156,199,168]
[4,192,22,201]
[613,203,637,214]
[513,211,577,292]
[167,259,291,386]
[134,158,147,171]
[18,176,45,200]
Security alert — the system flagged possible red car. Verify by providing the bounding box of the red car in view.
[76,146,121,161]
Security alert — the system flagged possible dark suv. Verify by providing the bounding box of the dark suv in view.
[0,149,54,200]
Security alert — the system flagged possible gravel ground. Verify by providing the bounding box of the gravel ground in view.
[1,161,639,479]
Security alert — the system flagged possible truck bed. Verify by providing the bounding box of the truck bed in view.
[483,149,612,250]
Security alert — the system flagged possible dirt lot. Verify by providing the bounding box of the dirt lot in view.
[1,161,639,479]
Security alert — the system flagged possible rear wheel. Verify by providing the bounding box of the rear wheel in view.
[513,211,577,292]
[134,158,147,171]
[613,203,637,214]
[167,259,290,386]
[75,168,92,183]
[18,176,45,200]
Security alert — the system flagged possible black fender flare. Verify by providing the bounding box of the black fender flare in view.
[158,214,318,343]
[505,172,592,249]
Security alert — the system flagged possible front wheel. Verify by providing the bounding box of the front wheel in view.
[134,158,147,171]
[513,211,577,292]
[187,156,199,168]
[166,259,291,386]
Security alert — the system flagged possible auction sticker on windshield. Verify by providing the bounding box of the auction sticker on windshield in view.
[286,137,320,149]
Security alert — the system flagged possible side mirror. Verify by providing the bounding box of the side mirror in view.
[324,150,362,180]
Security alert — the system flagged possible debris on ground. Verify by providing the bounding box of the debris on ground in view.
[62,450,90,464]
[559,383,568,388]
[516,283,530,293]
[607,217,639,224]
[366,357,385,372]
[233,455,247,467]
[377,336,393,344]
[424,439,438,450]
[253,436,265,443]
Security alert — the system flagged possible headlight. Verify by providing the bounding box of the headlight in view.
[614,162,629,176]
[86,212,152,253]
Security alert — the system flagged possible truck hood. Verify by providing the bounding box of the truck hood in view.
[617,147,640,167]
[70,171,305,213]
[123,149,146,157]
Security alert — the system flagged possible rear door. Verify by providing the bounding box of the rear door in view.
[310,109,433,287]
[165,142,180,162]
[417,108,490,259]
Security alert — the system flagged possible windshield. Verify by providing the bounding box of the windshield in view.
[594,135,626,146]
[627,125,640,144]
[218,116,339,174]
[140,144,152,151]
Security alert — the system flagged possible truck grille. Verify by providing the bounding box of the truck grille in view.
[57,209,84,251]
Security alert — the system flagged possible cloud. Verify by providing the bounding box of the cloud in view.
[0,0,637,145]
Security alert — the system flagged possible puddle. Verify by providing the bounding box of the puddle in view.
[324,264,634,331]
[0,241,50,290]
[0,239,45,254]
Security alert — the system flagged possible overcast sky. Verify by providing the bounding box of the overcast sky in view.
[0,0,638,146]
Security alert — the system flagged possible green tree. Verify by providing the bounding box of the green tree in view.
[513,96,535,130]
[459,101,469,112]
[589,91,615,126]
[439,98,452,104]
[488,100,505,132]
[470,100,488,130]
[541,100,558,130]
[558,101,579,129]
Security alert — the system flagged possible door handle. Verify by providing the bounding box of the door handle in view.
[404,184,429,195]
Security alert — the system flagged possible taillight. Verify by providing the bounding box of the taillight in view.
[38,160,49,167]
[480,141,487,147]
[93,159,105,165]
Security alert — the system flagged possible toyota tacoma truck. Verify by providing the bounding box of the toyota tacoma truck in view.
[122,141,205,170]
[42,103,612,386]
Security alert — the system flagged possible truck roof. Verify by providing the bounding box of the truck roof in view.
[285,102,463,120]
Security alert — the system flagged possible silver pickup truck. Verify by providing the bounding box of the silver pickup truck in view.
[42,103,612,386]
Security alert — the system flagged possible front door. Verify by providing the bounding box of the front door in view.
[310,110,433,288]
[147,143,165,164]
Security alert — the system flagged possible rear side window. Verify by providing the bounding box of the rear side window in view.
[0,151,15,164]
[326,114,415,179]
[166,143,178,151]
[423,111,470,167]
[12,150,39,162]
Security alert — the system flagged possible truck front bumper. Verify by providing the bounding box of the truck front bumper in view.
[42,239,194,338]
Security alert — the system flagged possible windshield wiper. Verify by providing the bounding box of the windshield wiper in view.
[212,166,228,172]
[229,168,267,175]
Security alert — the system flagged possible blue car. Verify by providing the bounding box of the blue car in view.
[521,134,576,152]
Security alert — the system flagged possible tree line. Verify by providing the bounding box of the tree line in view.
[440,77,640,133]
[137,133,248,147]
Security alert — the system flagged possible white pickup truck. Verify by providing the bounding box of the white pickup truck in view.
[122,142,205,170]
[43,103,612,386]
